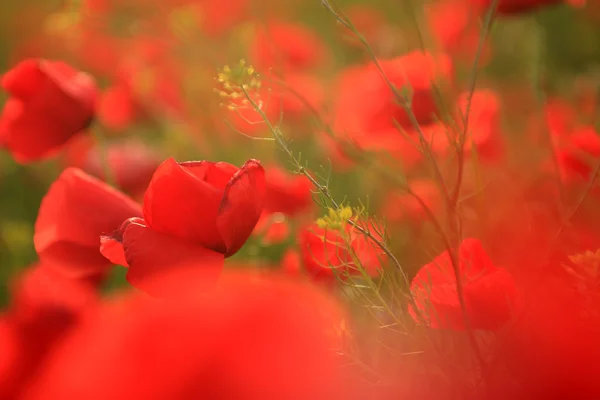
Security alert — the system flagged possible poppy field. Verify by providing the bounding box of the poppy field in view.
[1,0,600,398]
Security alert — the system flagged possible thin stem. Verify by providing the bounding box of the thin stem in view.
[451,0,499,208]
[321,0,487,370]
[239,85,427,324]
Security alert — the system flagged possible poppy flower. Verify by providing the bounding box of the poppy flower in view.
[34,168,142,282]
[20,271,352,400]
[96,81,142,131]
[253,212,291,245]
[0,59,98,163]
[95,37,184,130]
[192,0,249,37]
[281,249,303,276]
[552,125,600,184]
[426,0,492,65]
[0,266,97,399]
[264,166,313,216]
[330,51,452,169]
[409,238,519,330]
[248,22,328,73]
[100,158,266,297]
[298,223,382,284]
[63,136,161,197]
[453,89,504,162]
[500,262,600,398]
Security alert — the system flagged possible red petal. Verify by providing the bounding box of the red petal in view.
[217,159,266,257]
[299,226,350,282]
[19,271,351,400]
[143,158,226,252]
[34,168,142,279]
[464,268,520,330]
[99,217,146,267]
[0,60,97,163]
[410,238,519,330]
[100,237,128,267]
[96,84,137,130]
[1,59,45,100]
[38,60,97,106]
[121,221,225,298]
[458,238,497,278]
[181,160,238,188]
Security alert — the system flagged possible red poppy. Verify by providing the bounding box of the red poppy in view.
[264,166,313,216]
[330,52,452,169]
[21,271,352,400]
[63,136,161,197]
[95,37,184,128]
[0,266,97,399]
[249,22,328,73]
[552,125,600,184]
[100,158,266,297]
[195,0,249,37]
[299,224,382,283]
[0,59,98,163]
[409,238,520,330]
[500,263,600,398]
[281,249,303,276]
[254,212,291,245]
[454,89,504,162]
[426,0,492,65]
[34,168,142,282]
[96,81,142,131]
[545,98,578,135]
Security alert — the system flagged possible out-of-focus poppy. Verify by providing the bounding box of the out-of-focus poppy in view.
[501,258,600,398]
[63,136,161,197]
[96,81,142,131]
[426,0,492,65]
[100,158,266,297]
[253,212,291,245]
[249,22,328,73]
[451,89,504,162]
[552,125,600,184]
[34,168,142,281]
[0,59,97,163]
[299,224,382,284]
[281,248,303,276]
[264,166,313,216]
[409,238,520,330]
[330,51,452,169]
[0,266,97,399]
[21,271,353,400]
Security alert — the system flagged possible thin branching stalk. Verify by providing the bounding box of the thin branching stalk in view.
[451,0,499,208]
[238,85,429,324]
[320,0,489,372]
